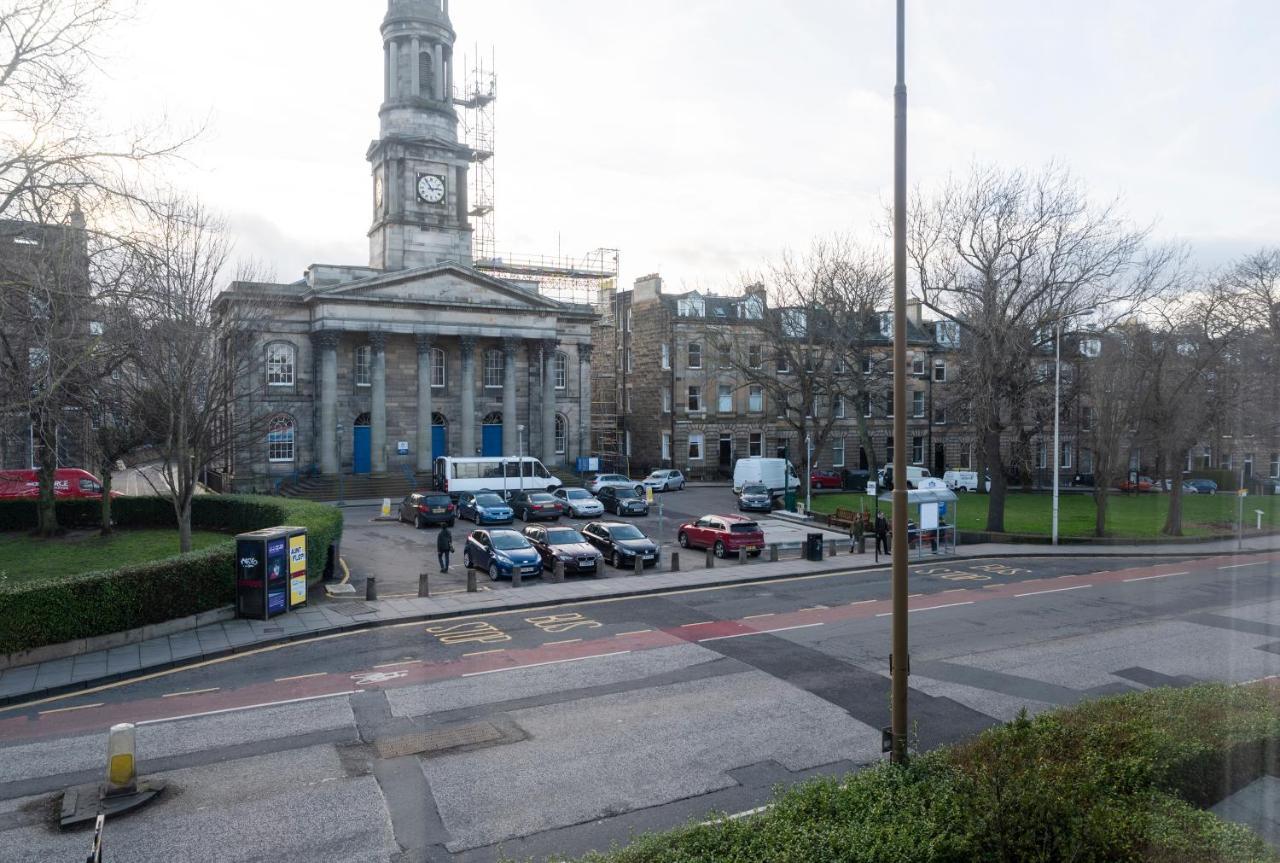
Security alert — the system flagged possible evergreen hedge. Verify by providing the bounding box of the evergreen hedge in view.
[0,496,342,655]
[563,684,1280,863]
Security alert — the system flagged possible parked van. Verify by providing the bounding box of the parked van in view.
[877,465,932,490]
[732,458,799,496]
[432,456,562,496]
[943,470,980,492]
[0,468,110,499]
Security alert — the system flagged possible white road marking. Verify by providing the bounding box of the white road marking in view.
[461,651,631,678]
[743,613,775,619]
[615,630,652,637]
[877,601,976,617]
[161,687,219,698]
[463,648,506,657]
[136,690,361,727]
[849,600,877,606]
[1124,571,1189,583]
[274,672,328,683]
[1220,562,1266,570]
[1016,585,1092,597]
[351,670,409,686]
[701,804,773,825]
[543,639,582,647]
[373,659,423,669]
[697,622,825,643]
[38,702,104,716]
[680,621,713,628]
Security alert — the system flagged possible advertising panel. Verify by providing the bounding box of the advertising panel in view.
[288,533,308,607]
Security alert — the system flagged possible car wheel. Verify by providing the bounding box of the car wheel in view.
[462,550,472,568]
[635,485,644,496]
[678,481,685,491]
[678,532,690,548]
[415,514,424,529]
[612,550,622,568]
[488,563,499,582]
[714,541,726,559]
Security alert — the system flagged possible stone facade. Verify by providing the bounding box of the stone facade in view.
[211,0,596,491]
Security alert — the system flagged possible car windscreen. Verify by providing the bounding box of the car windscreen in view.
[609,525,645,540]
[490,532,530,550]
[565,489,591,499]
[730,523,760,533]
[475,494,505,507]
[530,493,556,503]
[545,529,585,544]
[646,472,665,479]
[614,488,639,499]
[743,485,768,495]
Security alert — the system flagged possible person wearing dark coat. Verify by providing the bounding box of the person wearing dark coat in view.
[874,511,890,555]
[437,524,454,573]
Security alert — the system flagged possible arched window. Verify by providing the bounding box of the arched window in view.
[267,415,296,463]
[554,352,567,389]
[482,412,503,426]
[266,342,295,386]
[554,414,567,455]
[431,348,446,388]
[420,51,435,98]
[432,412,447,428]
[483,348,504,388]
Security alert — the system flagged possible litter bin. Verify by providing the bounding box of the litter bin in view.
[785,490,797,512]
[806,532,825,562]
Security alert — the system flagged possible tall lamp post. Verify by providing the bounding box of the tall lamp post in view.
[805,434,813,515]
[1051,309,1094,546]
[336,421,345,507]
[518,424,525,490]
[889,0,910,765]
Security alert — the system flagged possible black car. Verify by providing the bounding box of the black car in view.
[399,490,456,528]
[509,490,564,522]
[523,524,603,576]
[737,483,773,513]
[598,485,649,516]
[582,521,660,569]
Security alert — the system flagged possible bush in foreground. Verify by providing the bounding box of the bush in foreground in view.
[562,685,1279,863]
[0,496,343,655]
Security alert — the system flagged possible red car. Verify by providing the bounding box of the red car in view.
[677,514,765,559]
[0,468,114,499]
[1117,476,1156,493]
[810,469,842,490]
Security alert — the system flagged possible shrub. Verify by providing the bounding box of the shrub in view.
[0,496,343,655]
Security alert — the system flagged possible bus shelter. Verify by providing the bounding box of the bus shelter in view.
[876,487,958,558]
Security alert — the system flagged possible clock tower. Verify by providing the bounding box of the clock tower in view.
[368,0,473,271]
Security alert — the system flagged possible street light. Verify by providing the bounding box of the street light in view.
[518,424,525,490]
[336,421,345,507]
[1052,308,1095,546]
[805,434,813,515]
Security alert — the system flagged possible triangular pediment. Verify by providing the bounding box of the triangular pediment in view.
[312,264,564,311]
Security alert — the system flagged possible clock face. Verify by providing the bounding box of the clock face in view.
[373,174,384,208]
[416,173,446,204]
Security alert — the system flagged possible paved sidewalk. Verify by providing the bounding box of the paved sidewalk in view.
[3,535,1277,708]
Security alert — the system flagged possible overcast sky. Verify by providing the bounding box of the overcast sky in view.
[92,1,1278,292]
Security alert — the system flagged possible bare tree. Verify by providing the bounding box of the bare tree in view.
[1081,325,1146,536]
[121,197,269,552]
[908,163,1171,531]
[711,237,891,497]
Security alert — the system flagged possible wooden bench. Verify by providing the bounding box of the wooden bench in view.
[827,507,860,531]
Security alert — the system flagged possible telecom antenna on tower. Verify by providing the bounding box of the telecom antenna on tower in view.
[455,49,496,263]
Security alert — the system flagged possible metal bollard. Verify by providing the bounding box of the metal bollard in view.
[670,551,680,572]
[738,547,748,564]
[512,567,522,588]
[365,576,377,601]
[634,554,644,575]
[467,569,478,592]
[417,572,430,597]
[827,540,837,557]
[705,547,715,568]
[769,543,779,562]
[552,560,565,583]
[858,536,867,555]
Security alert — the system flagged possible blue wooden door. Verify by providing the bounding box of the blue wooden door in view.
[432,426,446,461]
[353,425,372,474]
[481,424,503,457]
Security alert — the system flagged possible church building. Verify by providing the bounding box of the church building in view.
[213,0,596,492]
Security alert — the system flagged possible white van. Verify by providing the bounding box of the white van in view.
[943,470,980,492]
[733,458,799,496]
[433,456,561,496]
[878,465,932,490]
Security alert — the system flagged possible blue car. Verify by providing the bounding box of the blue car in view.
[462,529,543,581]
[1186,478,1218,495]
[458,490,514,524]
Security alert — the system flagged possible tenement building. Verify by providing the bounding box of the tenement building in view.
[213,0,595,491]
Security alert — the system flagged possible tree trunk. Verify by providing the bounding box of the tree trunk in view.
[34,412,60,538]
[99,467,114,537]
[984,427,1007,533]
[1162,450,1184,536]
[178,496,193,553]
[856,413,878,476]
[1093,487,1108,537]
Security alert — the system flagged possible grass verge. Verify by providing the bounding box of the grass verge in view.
[0,529,227,587]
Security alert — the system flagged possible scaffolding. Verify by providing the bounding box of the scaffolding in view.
[454,51,496,263]
[590,278,626,475]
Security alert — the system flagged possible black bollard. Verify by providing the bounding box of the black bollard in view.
[365,576,377,601]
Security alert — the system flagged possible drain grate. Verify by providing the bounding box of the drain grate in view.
[375,722,504,759]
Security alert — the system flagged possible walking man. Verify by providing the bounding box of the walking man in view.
[437,524,454,573]
[874,511,890,556]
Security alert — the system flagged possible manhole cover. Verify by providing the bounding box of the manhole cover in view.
[376,722,503,759]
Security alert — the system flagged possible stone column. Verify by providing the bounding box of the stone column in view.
[578,342,593,462]
[541,339,558,464]
[416,334,434,472]
[388,38,399,100]
[313,331,340,475]
[411,37,421,98]
[502,338,519,456]
[459,336,477,456]
[370,332,388,474]
[384,42,391,101]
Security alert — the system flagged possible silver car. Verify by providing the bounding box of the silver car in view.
[588,473,640,495]
[642,469,686,492]
[553,487,605,518]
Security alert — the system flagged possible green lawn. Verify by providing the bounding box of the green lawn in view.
[0,529,228,587]
[809,490,1280,538]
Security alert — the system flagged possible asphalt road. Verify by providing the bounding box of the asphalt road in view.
[2,551,1278,862]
